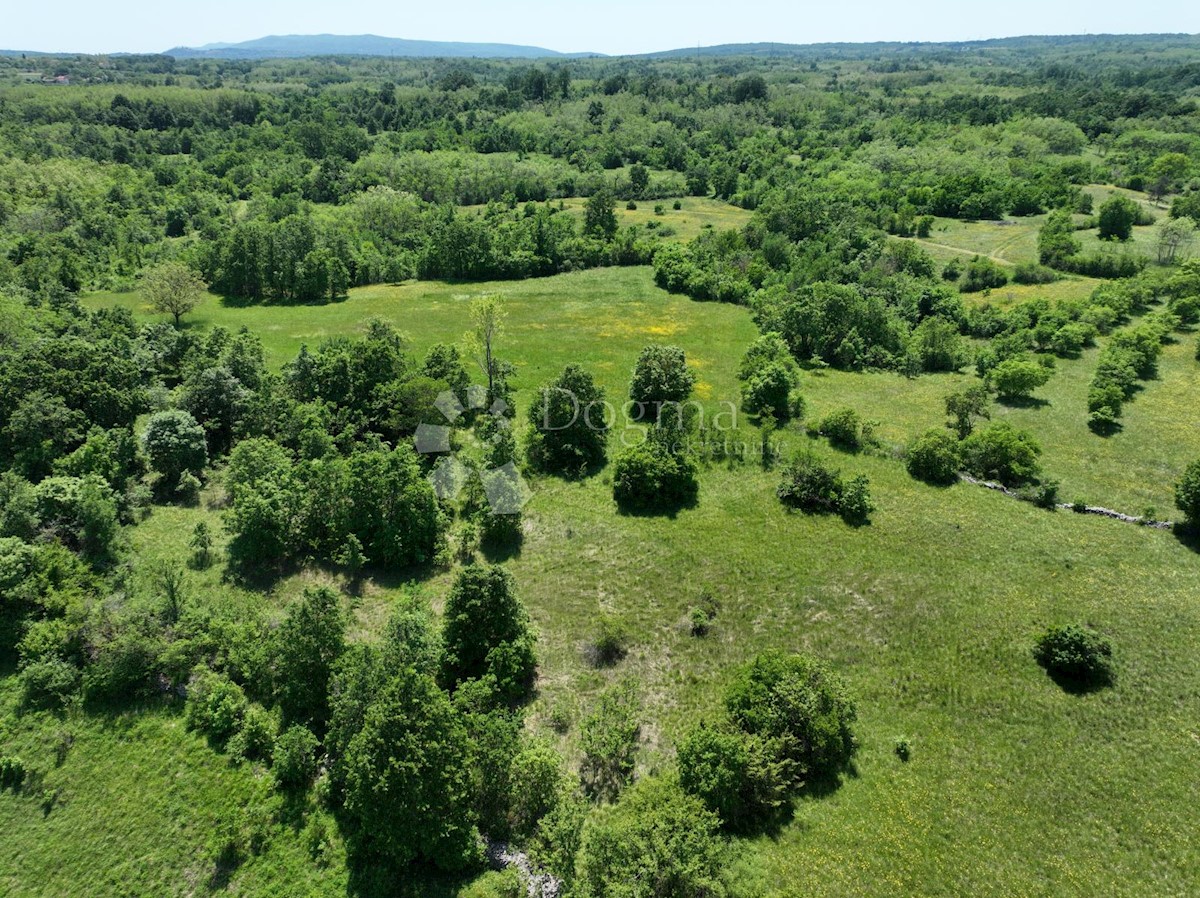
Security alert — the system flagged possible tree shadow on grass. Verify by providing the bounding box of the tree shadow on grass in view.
[1039,667,1114,696]
[614,491,699,520]
[996,395,1050,410]
[1172,523,1200,555]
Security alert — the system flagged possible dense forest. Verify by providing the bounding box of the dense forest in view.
[2,33,1200,898]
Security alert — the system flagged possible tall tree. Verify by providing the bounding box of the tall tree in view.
[141,262,208,327]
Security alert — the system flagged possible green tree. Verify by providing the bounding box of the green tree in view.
[465,295,507,404]
[629,344,696,417]
[1154,216,1197,265]
[628,163,649,198]
[272,585,346,732]
[142,410,207,488]
[341,668,479,871]
[575,777,728,898]
[1098,195,1139,241]
[579,679,641,802]
[1038,209,1081,267]
[527,365,609,476]
[1175,459,1200,527]
[945,384,991,439]
[989,358,1052,401]
[584,189,618,241]
[725,651,857,779]
[906,429,962,485]
[141,261,208,327]
[440,564,536,705]
[677,722,793,832]
[960,421,1043,486]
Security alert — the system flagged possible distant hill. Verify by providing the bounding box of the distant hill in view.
[645,33,1197,57]
[164,33,598,60]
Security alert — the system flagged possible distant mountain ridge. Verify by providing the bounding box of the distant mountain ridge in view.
[164,33,600,59]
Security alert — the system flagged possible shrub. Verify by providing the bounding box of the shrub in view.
[906,430,961,485]
[1012,263,1059,285]
[526,365,609,476]
[677,723,793,831]
[777,452,874,524]
[725,651,857,779]
[894,737,912,762]
[1175,459,1200,527]
[229,705,276,764]
[989,358,1052,401]
[579,680,641,802]
[0,756,27,791]
[1034,624,1114,688]
[575,777,728,898]
[611,433,699,512]
[19,659,81,709]
[185,666,248,744]
[272,586,345,732]
[1098,195,1138,241]
[628,344,696,415]
[507,743,566,839]
[142,410,207,487]
[274,724,319,789]
[590,614,629,666]
[960,422,1043,486]
[816,407,865,450]
[960,256,1008,293]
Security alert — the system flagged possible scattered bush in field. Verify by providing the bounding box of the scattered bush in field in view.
[19,659,81,709]
[1012,263,1059,285]
[527,365,609,476]
[960,422,1043,486]
[579,679,641,802]
[725,651,857,779]
[629,344,696,416]
[816,407,869,450]
[960,256,1008,293]
[989,358,1052,401]
[894,737,912,762]
[611,431,699,513]
[273,724,319,789]
[1034,624,1114,688]
[590,614,629,666]
[1175,459,1200,527]
[1098,195,1138,241]
[945,384,991,439]
[906,429,961,485]
[777,452,874,524]
[738,332,802,419]
[0,756,27,791]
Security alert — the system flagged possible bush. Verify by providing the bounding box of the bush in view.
[590,614,629,666]
[628,344,696,415]
[1034,624,1114,688]
[1098,195,1138,241]
[229,705,276,764]
[0,756,27,791]
[579,680,641,802]
[725,651,857,779]
[185,666,248,744]
[960,256,1009,293]
[526,365,609,476]
[575,777,728,898]
[1175,459,1200,526]
[1012,263,1059,285]
[777,452,873,524]
[142,410,207,488]
[960,422,1043,486]
[507,743,566,840]
[816,407,865,450]
[19,658,81,709]
[906,430,961,485]
[677,723,793,831]
[274,724,319,789]
[989,358,1052,401]
[611,433,699,512]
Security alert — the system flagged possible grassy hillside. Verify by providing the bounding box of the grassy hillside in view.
[1,266,1183,895]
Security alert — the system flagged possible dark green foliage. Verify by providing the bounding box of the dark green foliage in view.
[575,776,728,898]
[271,586,345,732]
[677,722,793,832]
[340,667,479,871]
[273,724,319,790]
[440,565,536,705]
[0,756,27,792]
[185,666,248,745]
[1175,459,1200,526]
[990,358,1052,401]
[960,256,1009,293]
[584,189,618,240]
[527,365,609,476]
[777,452,874,524]
[590,615,629,666]
[507,743,567,840]
[611,431,699,513]
[1098,195,1139,241]
[907,429,962,485]
[725,651,858,780]
[816,407,867,451]
[960,422,1043,486]
[142,410,207,488]
[628,344,696,415]
[1034,624,1114,688]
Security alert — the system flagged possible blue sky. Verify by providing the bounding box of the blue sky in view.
[4,0,1197,55]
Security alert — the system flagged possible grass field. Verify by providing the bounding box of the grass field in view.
[5,266,1196,896]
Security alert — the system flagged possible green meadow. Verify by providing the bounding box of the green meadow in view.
[11,264,1188,895]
